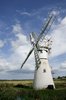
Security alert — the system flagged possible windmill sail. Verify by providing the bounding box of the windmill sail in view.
[34,45,41,70]
[21,48,34,68]
[36,13,55,44]
[30,32,38,44]
[21,11,56,68]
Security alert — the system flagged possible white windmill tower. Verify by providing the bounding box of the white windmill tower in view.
[21,11,56,90]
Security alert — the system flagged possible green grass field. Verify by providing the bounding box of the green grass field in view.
[0,78,66,100]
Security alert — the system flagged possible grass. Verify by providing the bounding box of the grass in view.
[0,79,66,100]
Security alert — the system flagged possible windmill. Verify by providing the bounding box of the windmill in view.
[21,11,56,90]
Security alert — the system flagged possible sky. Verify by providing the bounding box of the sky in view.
[0,0,66,79]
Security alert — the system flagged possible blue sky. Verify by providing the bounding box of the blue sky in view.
[0,0,66,79]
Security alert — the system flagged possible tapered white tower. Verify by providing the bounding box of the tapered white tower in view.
[21,11,56,90]
[33,43,55,90]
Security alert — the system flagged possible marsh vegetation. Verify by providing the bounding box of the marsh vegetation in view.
[0,78,66,100]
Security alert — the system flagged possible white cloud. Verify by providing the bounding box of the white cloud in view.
[61,17,66,25]
[0,22,34,71]
[0,15,66,74]
[50,17,66,57]
[11,23,29,48]
[51,62,66,71]
[16,7,49,18]
[0,40,5,48]
[60,61,66,70]
[50,10,59,16]
[12,23,23,34]
[9,23,34,70]
[16,10,31,16]
[0,57,13,71]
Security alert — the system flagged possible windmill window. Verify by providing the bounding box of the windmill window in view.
[39,50,43,53]
[43,69,46,73]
